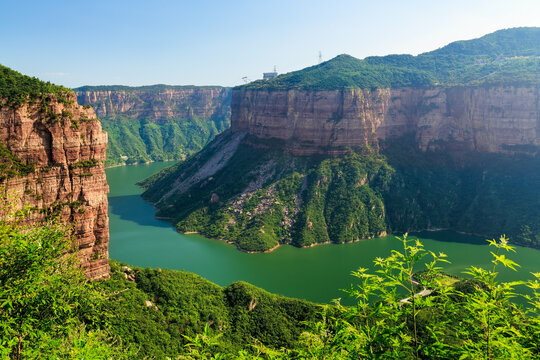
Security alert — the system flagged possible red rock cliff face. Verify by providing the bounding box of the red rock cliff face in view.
[0,94,109,279]
[231,86,539,154]
[76,87,231,120]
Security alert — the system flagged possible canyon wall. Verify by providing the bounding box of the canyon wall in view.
[231,86,539,154]
[0,93,109,279]
[76,87,231,121]
[75,86,231,166]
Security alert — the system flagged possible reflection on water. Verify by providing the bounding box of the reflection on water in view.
[107,162,540,304]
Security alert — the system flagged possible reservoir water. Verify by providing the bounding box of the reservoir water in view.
[107,162,540,304]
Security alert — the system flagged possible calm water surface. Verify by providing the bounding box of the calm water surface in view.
[107,162,540,304]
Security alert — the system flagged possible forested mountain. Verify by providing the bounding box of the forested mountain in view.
[243,27,540,90]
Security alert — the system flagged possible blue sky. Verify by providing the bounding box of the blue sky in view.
[1,0,539,88]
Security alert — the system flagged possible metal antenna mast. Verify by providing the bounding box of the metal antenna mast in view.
[318,51,323,64]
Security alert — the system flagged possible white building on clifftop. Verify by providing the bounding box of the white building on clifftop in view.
[263,66,278,80]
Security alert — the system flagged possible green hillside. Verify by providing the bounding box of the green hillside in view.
[141,134,540,252]
[241,27,540,90]
[75,85,231,166]
[100,113,229,166]
[0,64,72,107]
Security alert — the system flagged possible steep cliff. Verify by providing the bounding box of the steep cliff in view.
[142,28,540,252]
[231,86,539,155]
[0,66,109,278]
[75,85,231,166]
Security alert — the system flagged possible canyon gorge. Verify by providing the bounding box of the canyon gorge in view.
[75,85,231,166]
[143,28,540,252]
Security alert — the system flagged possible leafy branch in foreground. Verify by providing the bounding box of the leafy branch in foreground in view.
[0,201,133,359]
[298,235,539,360]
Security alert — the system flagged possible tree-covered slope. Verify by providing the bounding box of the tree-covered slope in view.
[242,27,540,90]
[0,64,73,107]
[141,134,540,252]
[75,85,231,166]
[101,261,321,358]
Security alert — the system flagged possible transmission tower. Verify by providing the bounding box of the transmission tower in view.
[318,51,323,64]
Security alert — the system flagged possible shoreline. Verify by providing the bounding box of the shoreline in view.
[180,230,390,254]
[181,231,282,253]
[138,190,533,254]
[105,159,177,169]
[143,208,539,254]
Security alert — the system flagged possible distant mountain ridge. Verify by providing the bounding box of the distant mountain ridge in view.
[75,84,228,92]
[242,27,540,90]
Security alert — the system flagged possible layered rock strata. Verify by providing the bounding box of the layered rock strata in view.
[231,86,539,154]
[76,87,231,120]
[75,86,231,166]
[0,93,109,279]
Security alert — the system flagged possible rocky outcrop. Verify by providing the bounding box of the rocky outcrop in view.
[231,86,539,154]
[0,93,109,279]
[76,86,231,120]
[415,86,539,153]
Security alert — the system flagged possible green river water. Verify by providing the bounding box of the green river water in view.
[107,162,540,304]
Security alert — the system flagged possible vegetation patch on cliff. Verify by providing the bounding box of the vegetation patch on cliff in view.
[0,143,35,180]
[0,64,73,108]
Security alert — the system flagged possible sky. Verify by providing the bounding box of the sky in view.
[1,0,539,88]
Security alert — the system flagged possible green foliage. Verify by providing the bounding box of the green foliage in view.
[240,28,540,90]
[0,143,35,180]
[70,158,100,169]
[294,152,389,248]
[0,64,72,107]
[0,206,131,359]
[275,235,540,359]
[98,264,226,358]
[98,261,320,358]
[144,135,539,252]
[224,281,320,349]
